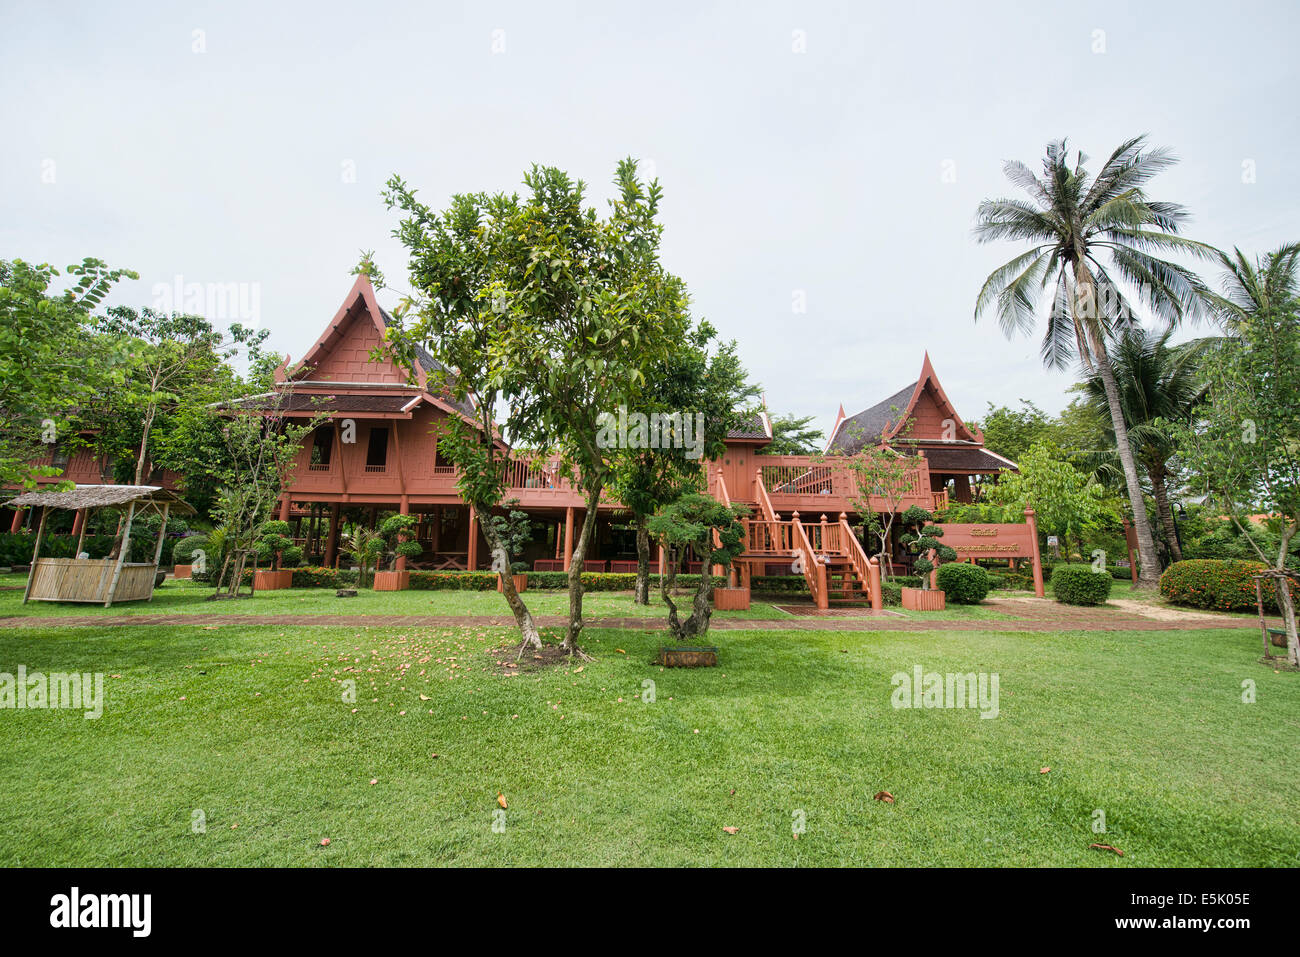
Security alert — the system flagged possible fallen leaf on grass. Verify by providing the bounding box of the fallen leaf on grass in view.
[722,826,739,834]
[616,649,627,655]
[319,838,330,847]
[497,793,508,809]
[1089,843,1124,857]
[1039,767,1051,774]
[873,791,895,804]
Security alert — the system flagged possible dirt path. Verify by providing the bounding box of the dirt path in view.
[0,597,1270,633]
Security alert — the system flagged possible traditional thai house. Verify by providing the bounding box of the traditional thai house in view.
[4,273,1023,606]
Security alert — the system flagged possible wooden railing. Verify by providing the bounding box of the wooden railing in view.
[743,519,796,555]
[791,512,827,609]
[839,513,878,607]
[753,469,779,523]
[932,490,949,511]
[758,454,933,513]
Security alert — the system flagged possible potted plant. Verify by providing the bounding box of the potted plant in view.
[373,514,421,591]
[252,520,296,590]
[898,506,956,611]
[172,534,207,579]
[489,504,535,594]
[342,523,384,589]
[648,492,750,665]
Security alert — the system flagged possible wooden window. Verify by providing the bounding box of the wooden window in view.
[309,426,333,470]
[365,427,389,472]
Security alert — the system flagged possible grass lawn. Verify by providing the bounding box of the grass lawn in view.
[1,613,1295,866]
[0,577,792,621]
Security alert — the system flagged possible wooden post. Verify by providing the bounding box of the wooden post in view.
[396,497,410,571]
[148,503,170,601]
[74,509,88,556]
[563,506,574,571]
[9,506,24,533]
[279,494,291,522]
[21,506,48,603]
[104,501,136,607]
[324,503,341,568]
[467,506,478,571]
[1025,507,1045,598]
[657,543,665,576]
[554,520,562,559]
[868,556,883,612]
[431,506,441,555]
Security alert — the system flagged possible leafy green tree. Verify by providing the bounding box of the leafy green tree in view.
[974,136,1215,587]
[898,506,955,588]
[486,502,535,576]
[608,325,756,604]
[377,513,423,571]
[825,431,921,577]
[1175,249,1300,664]
[766,413,824,455]
[976,400,1058,462]
[386,159,692,656]
[1080,327,1211,563]
[0,258,135,488]
[647,492,750,641]
[984,441,1118,561]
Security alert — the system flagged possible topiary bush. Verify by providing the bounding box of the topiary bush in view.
[1051,563,1112,605]
[935,562,991,604]
[173,535,207,565]
[1159,559,1287,612]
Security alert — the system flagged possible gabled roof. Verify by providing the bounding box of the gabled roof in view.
[274,273,479,424]
[825,352,983,454]
[727,408,772,442]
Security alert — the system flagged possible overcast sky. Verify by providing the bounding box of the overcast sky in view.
[4,0,1297,438]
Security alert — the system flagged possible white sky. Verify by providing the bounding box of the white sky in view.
[3,0,1297,437]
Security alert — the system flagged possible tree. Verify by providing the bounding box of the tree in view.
[341,523,384,589]
[974,136,1215,587]
[766,413,824,455]
[898,506,955,589]
[1080,327,1211,563]
[0,258,135,488]
[1176,248,1300,665]
[87,308,270,489]
[377,514,422,571]
[826,433,922,577]
[984,441,1117,561]
[976,400,1058,462]
[486,502,536,577]
[648,492,750,641]
[607,325,755,604]
[386,160,693,656]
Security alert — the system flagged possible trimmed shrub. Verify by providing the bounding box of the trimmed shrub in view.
[880,581,902,606]
[1159,559,1289,612]
[935,562,990,604]
[1051,564,1112,606]
[173,535,207,565]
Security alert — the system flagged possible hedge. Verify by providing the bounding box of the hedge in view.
[251,567,735,592]
[1051,564,1112,606]
[880,581,902,606]
[1159,559,1290,613]
[935,563,990,604]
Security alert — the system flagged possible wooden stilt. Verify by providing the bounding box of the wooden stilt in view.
[467,506,478,570]
[21,507,48,604]
[103,501,136,607]
[74,508,88,556]
[148,502,170,601]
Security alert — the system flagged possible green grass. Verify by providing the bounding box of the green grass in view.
[0,577,791,621]
[1,617,1295,866]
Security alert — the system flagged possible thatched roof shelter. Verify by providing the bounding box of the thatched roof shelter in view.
[8,484,196,516]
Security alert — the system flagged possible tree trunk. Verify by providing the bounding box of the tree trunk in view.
[1074,263,1161,588]
[477,513,541,650]
[660,544,715,641]
[1276,535,1299,668]
[1149,467,1183,564]
[634,517,651,605]
[562,485,602,656]
[134,404,157,486]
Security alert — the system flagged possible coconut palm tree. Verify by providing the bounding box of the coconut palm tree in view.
[973,136,1215,587]
[1205,242,1300,325]
[1080,328,1213,564]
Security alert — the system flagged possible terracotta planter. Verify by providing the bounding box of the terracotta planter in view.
[496,573,528,594]
[373,570,410,592]
[713,586,750,610]
[658,646,718,668]
[901,586,946,611]
[253,569,293,591]
[173,564,193,579]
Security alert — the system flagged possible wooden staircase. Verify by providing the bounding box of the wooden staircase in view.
[823,557,869,606]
